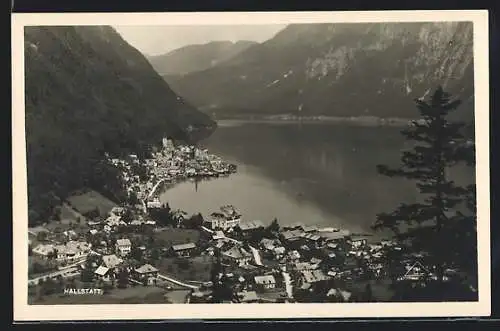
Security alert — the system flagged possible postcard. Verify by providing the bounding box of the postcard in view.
[12,10,490,321]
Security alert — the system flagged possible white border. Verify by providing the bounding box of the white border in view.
[12,10,490,321]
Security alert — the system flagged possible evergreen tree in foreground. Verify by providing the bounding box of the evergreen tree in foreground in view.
[373,87,476,292]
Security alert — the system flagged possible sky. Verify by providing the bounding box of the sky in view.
[113,25,287,56]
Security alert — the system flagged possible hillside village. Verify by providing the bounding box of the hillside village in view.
[28,139,466,304]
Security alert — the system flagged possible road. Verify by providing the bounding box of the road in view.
[157,274,199,290]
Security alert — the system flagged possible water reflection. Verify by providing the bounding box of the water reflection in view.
[160,121,474,236]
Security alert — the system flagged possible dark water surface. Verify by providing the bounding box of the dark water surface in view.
[160,121,474,238]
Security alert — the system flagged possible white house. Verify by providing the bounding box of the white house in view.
[115,238,132,256]
[207,205,241,230]
[254,275,276,291]
[32,244,55,259]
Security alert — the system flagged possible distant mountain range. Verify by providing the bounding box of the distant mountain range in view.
[164,22,474,121]
[25,26,214,224]
[148,40,258,76]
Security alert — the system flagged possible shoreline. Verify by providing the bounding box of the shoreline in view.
[211,116,414,127]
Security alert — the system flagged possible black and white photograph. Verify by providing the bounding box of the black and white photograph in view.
[12,10,490,320]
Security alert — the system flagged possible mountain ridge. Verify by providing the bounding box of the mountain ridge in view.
[164,22,474,121]
[148,40,258,76]
[25,25,215,224]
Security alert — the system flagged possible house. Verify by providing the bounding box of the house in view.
[293,261,319,272]
[171,242,197,257]
[206,205,241,230]
[260,238,276,251]
[32,244,55,259]
[286,250,301,261]
[301,225,318,233]
[89,229,98,236]
[94,266,111,281]
[56,241,91,262]
[235,291,260,303]
[115,238,132,256]
[110,206,125,216]
[134,264,159,285]
[212,231,225,241]
[350,238,367,249]
[222,245,253,266]
[237,220,265,233]
[280,229,304,244]
[102,254,123,269]
[273,246,286,259]
[146,198,162,209]
[319,230,351,242]
[254,275,276,291]
[63,230,78,239]
[300,269,330,285]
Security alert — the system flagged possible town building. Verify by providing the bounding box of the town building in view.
[134,264,159,285]
[171,242,197,257]
[54,241,91,262]
[222,245,253,266]
[115,238,132,256]
[146,197,162,209]
[32,244,55,259]
[102,254,123,269]
[94,266,111,281]
[254,275,277,291]
[236,220,265,234]
[206,205,242,231]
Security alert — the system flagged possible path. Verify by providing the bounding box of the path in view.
[147,178,168,199]
[282,272,293,298]
[28,266,81,285]
[249,246,263,266]
[157,274,199,290]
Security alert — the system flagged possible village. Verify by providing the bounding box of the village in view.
[27,139,455,304]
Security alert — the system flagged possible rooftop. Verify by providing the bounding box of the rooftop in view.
[254,275,276,285]
[116,238,131,246]
[237,291,259,302]
[94,266,110,276]
[172,242,196,251]
[135,264,159,274]
[238,220,265,231]
[102,254,123,268]
[222,246,252,259]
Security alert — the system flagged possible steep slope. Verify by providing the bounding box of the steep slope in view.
[165,22,474,120]
[24,26,215,224]
[148,40,258,76]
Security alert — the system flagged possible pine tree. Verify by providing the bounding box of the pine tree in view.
[373,86,476,284]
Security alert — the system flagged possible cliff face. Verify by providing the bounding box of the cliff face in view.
[165,22,474,120]
[24,26,215,223]
[148,40,258,76]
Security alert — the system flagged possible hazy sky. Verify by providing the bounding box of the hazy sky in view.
[114,25,287,56]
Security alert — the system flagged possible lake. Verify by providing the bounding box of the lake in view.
[159,120,474,238]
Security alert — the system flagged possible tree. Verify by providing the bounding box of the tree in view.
[373,87,476,293]
[183,213,204,229]
[36,231,48,242]
[121,208,134,224]
[267,218,280,234]
[130,246,143,262]
[117,268,129,289]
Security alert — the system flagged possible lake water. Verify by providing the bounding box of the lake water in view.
[159,120,474,238]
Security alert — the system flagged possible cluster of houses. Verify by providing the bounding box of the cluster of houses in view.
[108,138,237,211]
[29,139,424,303]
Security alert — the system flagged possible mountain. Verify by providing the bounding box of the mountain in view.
[147,40,258,76]
[164,22,474,121]
[24,26,215,224]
